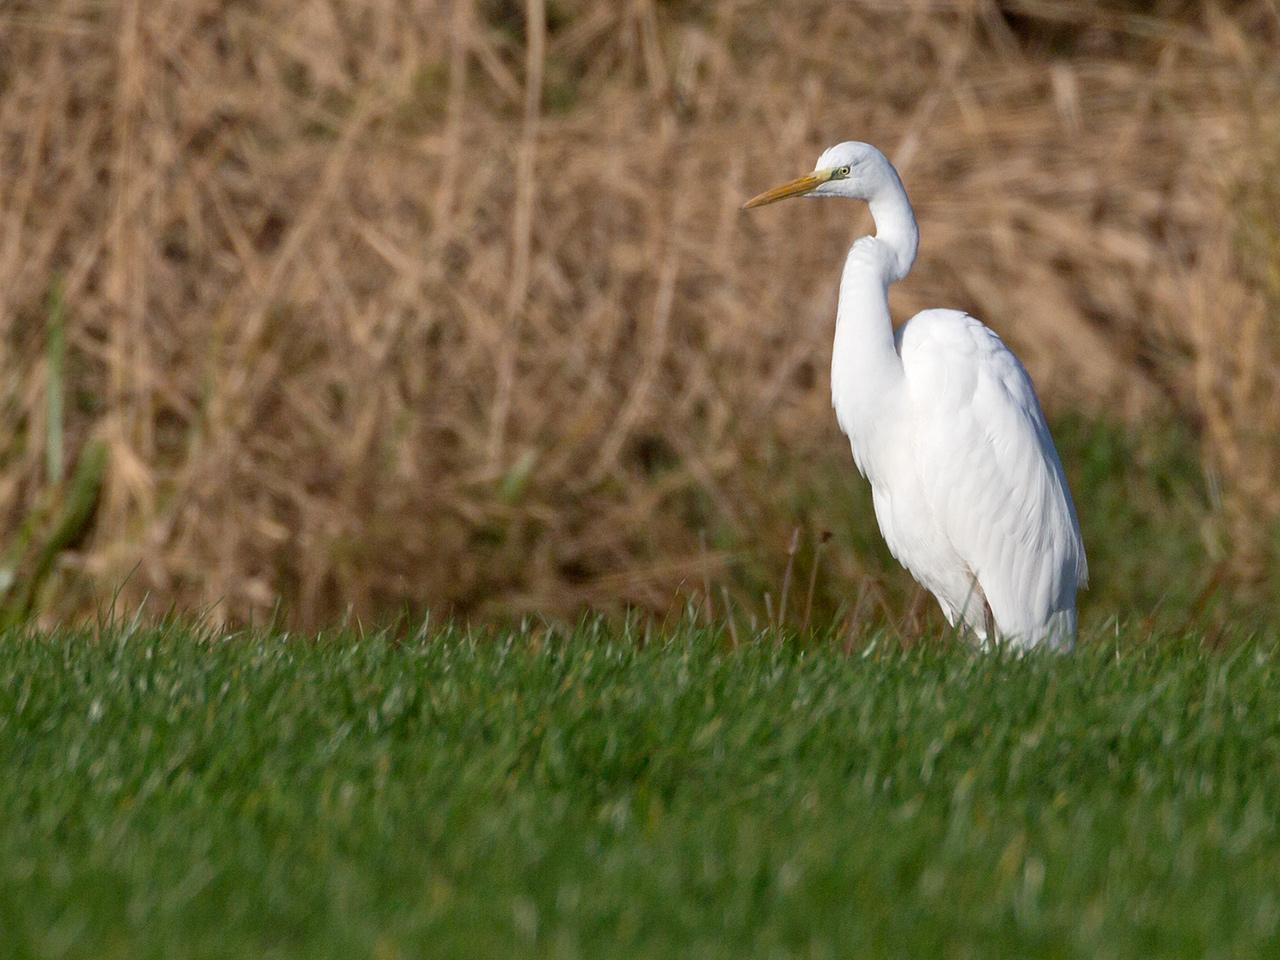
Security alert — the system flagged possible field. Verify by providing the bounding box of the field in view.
[2,1,1279,625]
[4,622,1280,959]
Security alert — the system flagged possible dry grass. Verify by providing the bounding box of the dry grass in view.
[0,0,1277,625]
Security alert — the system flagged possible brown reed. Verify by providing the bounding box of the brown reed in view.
[0,0,1277,626]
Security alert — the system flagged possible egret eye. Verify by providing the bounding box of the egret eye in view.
[837,165,851,178]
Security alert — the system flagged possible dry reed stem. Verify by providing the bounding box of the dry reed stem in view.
[0,0,1277,625]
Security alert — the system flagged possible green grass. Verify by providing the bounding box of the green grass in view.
[3,622,1280,959]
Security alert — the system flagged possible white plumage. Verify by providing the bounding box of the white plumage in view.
[745,141,1086,650]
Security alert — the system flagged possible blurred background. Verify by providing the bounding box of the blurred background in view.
[1,0,1277,632]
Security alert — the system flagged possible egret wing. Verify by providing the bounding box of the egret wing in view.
[897,310,1087,641]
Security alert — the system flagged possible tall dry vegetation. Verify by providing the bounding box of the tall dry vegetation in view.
[0,0,1277,626]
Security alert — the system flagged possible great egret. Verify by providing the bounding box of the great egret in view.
[744,142,1086,650]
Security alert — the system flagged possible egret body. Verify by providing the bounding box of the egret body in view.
[744,142,1086,650]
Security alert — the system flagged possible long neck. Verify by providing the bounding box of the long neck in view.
[868,168,919,283]
[830,177,919,455]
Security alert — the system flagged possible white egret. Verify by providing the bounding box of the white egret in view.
[744,142,1086,650]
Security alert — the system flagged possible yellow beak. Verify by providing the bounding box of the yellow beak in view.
[742,168,834,209]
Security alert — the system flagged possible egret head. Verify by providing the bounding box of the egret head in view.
[742,141,898,209]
